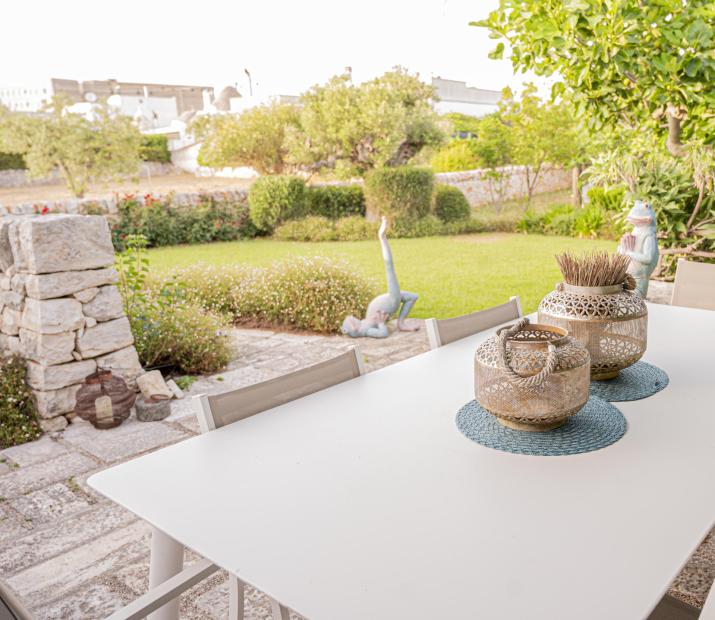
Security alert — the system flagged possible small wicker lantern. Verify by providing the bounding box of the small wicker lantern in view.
[474,318,590,432]
[75,370,136,429]
[538,252,648,380]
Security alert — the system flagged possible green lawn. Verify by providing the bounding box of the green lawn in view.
[147,233,616,319]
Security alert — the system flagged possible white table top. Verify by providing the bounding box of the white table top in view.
[89,303,715,620]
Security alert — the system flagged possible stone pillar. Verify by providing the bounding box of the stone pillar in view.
[0,214,143,432]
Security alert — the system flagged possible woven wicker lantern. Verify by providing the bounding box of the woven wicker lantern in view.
[474,318,590,432]
[75,370,136,429]
[538,252,648,380]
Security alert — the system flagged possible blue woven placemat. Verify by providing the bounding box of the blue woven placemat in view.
[590,361,669,402]
[455,396,627,456]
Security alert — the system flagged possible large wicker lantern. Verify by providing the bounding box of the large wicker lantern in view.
[538,252,647,380]
[474,318,590,432]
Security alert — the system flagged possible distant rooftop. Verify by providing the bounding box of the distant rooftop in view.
[431,78,501,106]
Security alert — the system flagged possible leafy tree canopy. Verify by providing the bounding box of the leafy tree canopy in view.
[287,67,446,178]
[192,102,300,175]
[0,97,141,197]
[475,0,715,154]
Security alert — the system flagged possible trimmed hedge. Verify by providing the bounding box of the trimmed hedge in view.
[112,195,257,250]
[306,185,365,219]
[364,166,434,221]
[248,175,307,232]
[433,184,471,222]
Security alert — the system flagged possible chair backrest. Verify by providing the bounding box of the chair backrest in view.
[701,587,715,620]
[425,296,522,349]
[0,580,33,620]
[671,259,715,310]
[193,347,365,433]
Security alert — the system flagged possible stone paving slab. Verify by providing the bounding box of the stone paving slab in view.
[1,435,70,466]
[0,451,97,499]
[61,417,188,463]
[8,482,93,529]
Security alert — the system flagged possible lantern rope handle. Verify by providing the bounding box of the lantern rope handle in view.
[497,317,558,388]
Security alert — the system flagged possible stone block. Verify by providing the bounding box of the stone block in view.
[10,274,25,294]
[19,328,75,365]
[82,285,123,322]
[8,215,114,274]
[73,287,99,303]
[0,219,14,271]
[38,416,68,432]
[25,268,118,300]
[0,334,21,355]
[76,317,133,359]
[21,297,84,334]
[1,307,21,335]
[26,359,96,391]
[95,346,143,387]
[0,275,10,290]
[136,369,173,400]
[33,384,82,418]
[135,396,171,422]
[1,290,24,310]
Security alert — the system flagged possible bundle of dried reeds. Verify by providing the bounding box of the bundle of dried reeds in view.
[555,251,631,287]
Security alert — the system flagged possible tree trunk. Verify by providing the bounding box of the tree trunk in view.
[572,165,582,207]
[665,107,686,157]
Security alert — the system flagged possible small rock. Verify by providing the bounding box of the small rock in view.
[166,379,184,399]
[134,396,171,422]
[84,316,97,328]
[38,416,69,433]
[82,286,123,322]
[136,370,174,400]
[72,351,82,361]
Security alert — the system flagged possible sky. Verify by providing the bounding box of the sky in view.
[1,0,534,97]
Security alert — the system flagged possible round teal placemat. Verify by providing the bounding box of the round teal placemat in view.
[455,396,627,456]
[590,361,669,402]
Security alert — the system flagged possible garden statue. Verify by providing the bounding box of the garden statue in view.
[617,200,659,297]
[341,217,419,338]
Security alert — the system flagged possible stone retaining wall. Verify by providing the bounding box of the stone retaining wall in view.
[436,165,571,207]
[0,162,180,189]
[0,189,249,218]
[0,214,143,432]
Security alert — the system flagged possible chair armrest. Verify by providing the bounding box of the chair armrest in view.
[106,558,218,620]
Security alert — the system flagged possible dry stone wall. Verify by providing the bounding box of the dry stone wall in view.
[0,214,143,432]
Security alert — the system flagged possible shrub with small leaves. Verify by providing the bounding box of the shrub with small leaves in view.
[305,185,365,219]
[433,184,471,222]
[248,175,307,232]
[0,356,42,448]
[364,166,434,221]
[334,216,380,241]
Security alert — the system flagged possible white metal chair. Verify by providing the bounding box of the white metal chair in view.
[106,347,365,620]
[194,346,365,620]
[425,296,523,349]
[671,259,715,311]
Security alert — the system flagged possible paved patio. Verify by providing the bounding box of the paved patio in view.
[1,281,712,619]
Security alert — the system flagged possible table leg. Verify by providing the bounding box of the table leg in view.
[148,526,184,620]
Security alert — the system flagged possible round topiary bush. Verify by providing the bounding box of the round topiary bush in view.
[364,166,434,222]
[248,175,307,232]
[433,184,471,222]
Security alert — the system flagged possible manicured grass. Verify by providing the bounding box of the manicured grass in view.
[148,233,616,319]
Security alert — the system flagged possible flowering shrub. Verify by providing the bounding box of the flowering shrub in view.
[112,194,257,250]
[0,356,42,448]
[153,257,377,333]
[129,296,232,374]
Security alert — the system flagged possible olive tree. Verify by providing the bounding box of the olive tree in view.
[0,98,141,197]
[192,102,300,175]
[287,67,446,178]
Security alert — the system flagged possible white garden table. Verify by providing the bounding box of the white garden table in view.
[89,302,715,620]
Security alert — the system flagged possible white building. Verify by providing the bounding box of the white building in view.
[0,82,52,112]
[432,77,501,117]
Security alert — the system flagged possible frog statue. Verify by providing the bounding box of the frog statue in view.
[341,217,419,338]
[617,200,659,297]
